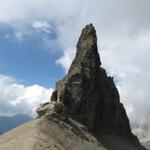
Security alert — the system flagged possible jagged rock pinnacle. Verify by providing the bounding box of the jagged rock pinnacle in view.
[38,24,139,142]
[49,24,132,137]
[68,24,101,75]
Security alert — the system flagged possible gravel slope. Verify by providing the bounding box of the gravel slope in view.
[0,116,146,150]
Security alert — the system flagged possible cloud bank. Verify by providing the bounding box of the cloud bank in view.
[0,0,150,123]
[0,74,53,117]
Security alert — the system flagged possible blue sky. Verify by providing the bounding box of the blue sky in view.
[0,25,65,88]
[0,0,150,124]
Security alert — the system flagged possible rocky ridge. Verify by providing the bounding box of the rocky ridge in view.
[36,24,146,149]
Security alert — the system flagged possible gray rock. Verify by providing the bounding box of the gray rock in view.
[51,24,130,136]
[36,101,66,117]
[36,102,55,117]
[39,24,146,149]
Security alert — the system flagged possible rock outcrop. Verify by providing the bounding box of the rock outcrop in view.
[36,24,146,149]
[49,24,130,136]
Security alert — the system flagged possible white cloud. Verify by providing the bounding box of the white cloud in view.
[14,31,24,41]
[100,30,150,123]
[0,0,84,25]
[56,28,150,124]
[52,1,150,124]
[56,47,75,72]
[4,34,10,39]
[0,74,53,117]
[32,21,52,33]
[0,0,150,124]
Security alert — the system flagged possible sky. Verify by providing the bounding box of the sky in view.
[0,0,150,124]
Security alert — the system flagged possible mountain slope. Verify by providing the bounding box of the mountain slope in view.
[0,114,32,134]
[0,116,146,150]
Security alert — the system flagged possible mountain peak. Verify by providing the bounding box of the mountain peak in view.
[68,24,101,75]
[77,23,96,43]
[38,24,130,135]
[36,24,145,148]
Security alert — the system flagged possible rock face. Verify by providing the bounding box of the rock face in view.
[0,24,147,150]
[36,24,146,149]
[50,24,131,136]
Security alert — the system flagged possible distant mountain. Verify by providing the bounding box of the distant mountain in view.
[133,122,150,150]
[0,114,32,134]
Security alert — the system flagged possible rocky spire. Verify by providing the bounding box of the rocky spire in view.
[50,24,132,137]
[68,24,101,75]
[36,24,143,145]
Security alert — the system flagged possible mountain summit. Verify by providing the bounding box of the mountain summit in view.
[0,24,147,150]
[49,23,131,136]
[37,24,146,149]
